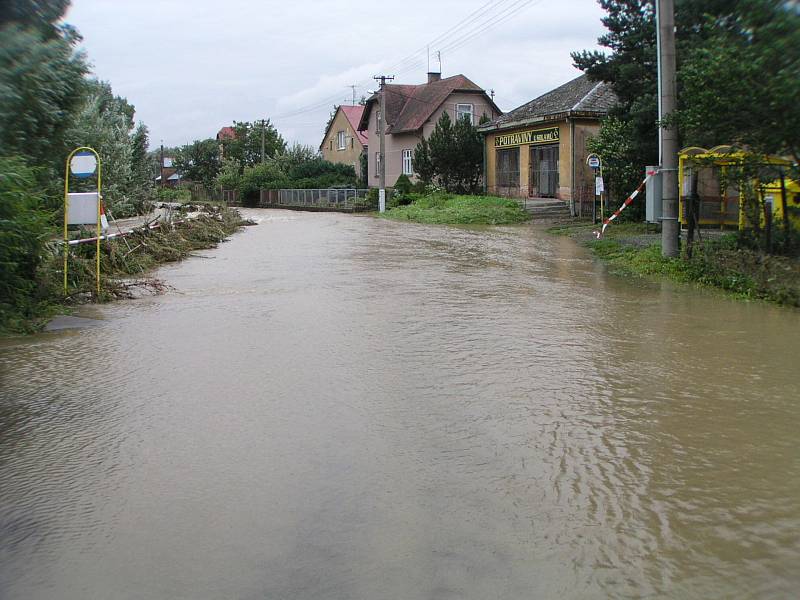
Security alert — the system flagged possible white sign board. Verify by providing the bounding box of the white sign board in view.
[595,176,605,195]
[587,154,601,169]
[70,152,97,179]
[67,192,99,225]
[379,188,386,213]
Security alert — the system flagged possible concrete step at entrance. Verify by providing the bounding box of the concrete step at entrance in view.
[521,199,572,219]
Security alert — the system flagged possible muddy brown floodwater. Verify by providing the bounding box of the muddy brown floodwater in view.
[1,209,799,599]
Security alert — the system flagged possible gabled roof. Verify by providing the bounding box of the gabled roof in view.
[319,105,369,150]
[358,74,500,133]
[479,75,618,132]
[216,126,236,140]
[340,105,368,146]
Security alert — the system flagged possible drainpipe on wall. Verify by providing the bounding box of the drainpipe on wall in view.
[569,117,576,217]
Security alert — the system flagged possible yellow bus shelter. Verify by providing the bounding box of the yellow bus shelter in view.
[678,145,797,229]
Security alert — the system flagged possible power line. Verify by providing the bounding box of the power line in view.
[438,0,542,56]
[274,0,546,122]
[382,0,516,75]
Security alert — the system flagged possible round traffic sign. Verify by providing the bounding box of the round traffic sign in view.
[587,154,601,169]
[70,151,97,179]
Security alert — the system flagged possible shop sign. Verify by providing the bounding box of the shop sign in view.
[494,127,559,148]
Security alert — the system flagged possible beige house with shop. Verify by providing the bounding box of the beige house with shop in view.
[479,75,617,211]
[320,105,368,180]
[358,72,500,187]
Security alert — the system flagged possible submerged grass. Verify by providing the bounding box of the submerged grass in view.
[2,205,246,335]
[549,221,800,306]
[383,193,531,225]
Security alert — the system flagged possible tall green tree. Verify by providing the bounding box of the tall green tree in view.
[0,0,70,36]
[0,24,88,173]
[221,120,286,169]
[0,156,52,331]
[452,114,484,193]
[412,136,435,184]
[571,0,658,198]
[129,123,152,189]
[427,112,457,190]
[416,112,484,192]
[677,1,800,163]
[174,138,221,190]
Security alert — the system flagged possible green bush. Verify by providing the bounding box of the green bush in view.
[394,174,413,195]
[156,187,191,203]
[0,157,54,332]
[238,162,286,205]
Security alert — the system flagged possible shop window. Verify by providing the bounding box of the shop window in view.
[496,148,520,189]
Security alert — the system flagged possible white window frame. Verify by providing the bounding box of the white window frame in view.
[337,130,346,150]
[455,103,474,125]
[402,149,413,176]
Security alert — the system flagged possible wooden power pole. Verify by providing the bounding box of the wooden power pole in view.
[260,119,266,164]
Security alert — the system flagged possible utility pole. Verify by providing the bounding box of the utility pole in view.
[658,0,679,257]
[260,119,266,164]
[160,141,164,189]
[374,74,394,213]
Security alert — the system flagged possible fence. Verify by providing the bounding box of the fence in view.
[259,188,372,212]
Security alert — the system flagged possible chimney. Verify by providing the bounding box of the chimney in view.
[427,72,441,83]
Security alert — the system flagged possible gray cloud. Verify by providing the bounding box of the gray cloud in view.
[65,0,607,149]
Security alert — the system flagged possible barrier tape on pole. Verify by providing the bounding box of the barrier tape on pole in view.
[594,169,659,239]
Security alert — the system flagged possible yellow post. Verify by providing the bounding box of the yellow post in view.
[63,153,70,296]
[63,147,102,297]
[96,159,102,295]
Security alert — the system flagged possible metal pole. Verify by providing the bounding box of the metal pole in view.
[655,0,663,166]
[375,74,394,213]
[96,155,102,295]
[658,0,680,257]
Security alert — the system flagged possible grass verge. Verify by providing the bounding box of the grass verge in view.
[549,221,800,306]
[382,193,531,226]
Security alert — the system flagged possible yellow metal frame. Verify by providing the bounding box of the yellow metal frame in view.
[64,147,102,296]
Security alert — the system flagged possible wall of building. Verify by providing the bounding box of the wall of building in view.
[572,120,601,202]
[367,92,499,187]
[321,109,364,177]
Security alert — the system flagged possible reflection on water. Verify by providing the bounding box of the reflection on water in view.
[1,210,799,599]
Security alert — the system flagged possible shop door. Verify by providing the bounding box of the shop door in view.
[530,144,559,198]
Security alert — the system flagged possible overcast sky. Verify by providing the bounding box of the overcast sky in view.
[64,0,608,150]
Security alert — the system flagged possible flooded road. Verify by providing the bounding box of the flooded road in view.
[1,209,799,599]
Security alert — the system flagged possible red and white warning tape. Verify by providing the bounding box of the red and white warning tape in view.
[594,169,659,239]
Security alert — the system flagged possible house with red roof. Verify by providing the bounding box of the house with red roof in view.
[320,105,369,181]
[216,126,236,141]
[357,72,500,187]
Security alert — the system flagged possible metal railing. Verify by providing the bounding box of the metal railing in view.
[260,188,372,211]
